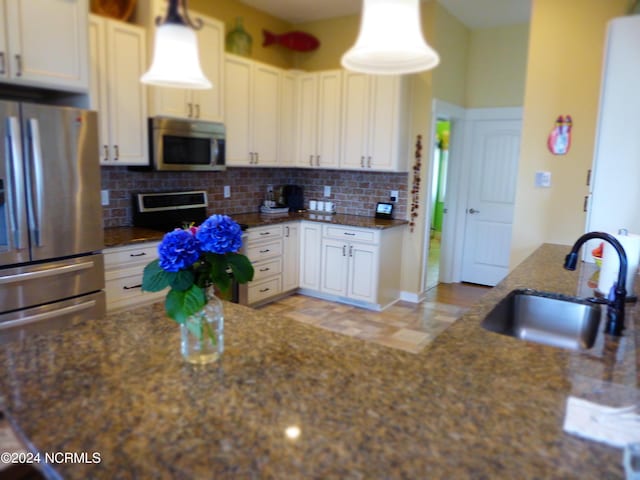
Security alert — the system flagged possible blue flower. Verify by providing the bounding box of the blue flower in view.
[196,215,243,254]
[158,229,201,272]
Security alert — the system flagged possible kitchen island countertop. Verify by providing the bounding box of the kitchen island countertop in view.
[0,244,637,479]
[104,212,407,248]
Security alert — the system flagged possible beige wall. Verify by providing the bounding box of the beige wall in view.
[510,0,627,268]
[432,3,469,107]
[189,0,294,68]
[466,24,529,108]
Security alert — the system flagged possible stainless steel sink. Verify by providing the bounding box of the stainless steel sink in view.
[481,289,602,350]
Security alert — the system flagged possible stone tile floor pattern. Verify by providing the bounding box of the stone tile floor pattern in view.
[258,291,472,354]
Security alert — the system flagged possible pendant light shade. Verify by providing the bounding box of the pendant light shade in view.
[341,0,440,75]
[140,0,212,89]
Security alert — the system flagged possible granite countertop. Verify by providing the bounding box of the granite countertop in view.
[0,244,638,479]
[104,213,407,248]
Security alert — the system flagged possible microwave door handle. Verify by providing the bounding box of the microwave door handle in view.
[6,116,25,249]
[211,138,218,166]
[26,118,44,247]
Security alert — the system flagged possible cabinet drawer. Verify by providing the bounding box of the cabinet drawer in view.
[246,239,283,262]
[105,242,159,269]
[106,270,163,303]
[248,277,282,304]
[323,226,379,244]
[253,258,282,282]
[246,225,283,243]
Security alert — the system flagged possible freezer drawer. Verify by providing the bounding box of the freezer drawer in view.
[0,291,105,344]
[0,253,105,313]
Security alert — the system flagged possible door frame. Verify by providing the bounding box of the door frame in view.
[421,103,522,290]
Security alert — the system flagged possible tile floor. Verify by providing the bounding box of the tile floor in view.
[258,282,490,354]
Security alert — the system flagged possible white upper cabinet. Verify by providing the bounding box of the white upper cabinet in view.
[2,0,89,92]
[225,54,279,166]
[341,72,410,172]
[137,0,224,122]
[278,70,297,167]
[296,71,342,169]
[89,15,148,166]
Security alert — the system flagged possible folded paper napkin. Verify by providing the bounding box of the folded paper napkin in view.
[563,396,640,448]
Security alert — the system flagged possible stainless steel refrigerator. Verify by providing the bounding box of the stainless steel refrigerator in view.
[0,101,105,338]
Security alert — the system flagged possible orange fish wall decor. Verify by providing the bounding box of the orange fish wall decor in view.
[262,30,320,52]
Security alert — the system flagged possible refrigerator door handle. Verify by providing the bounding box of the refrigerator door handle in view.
[0,299,96,330]
[6,116,25,249]
[26,118,45,247]
[0,260,95,285]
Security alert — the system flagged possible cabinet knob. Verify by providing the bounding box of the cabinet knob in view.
[103,145,109,162]
[349,245,353,257]
[0,52,5,75]
[361,156,365,168]
[187,103,193,118]
[342,245,347,256]
[114,145,119,161]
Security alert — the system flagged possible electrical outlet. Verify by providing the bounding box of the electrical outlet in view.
[224,185,231,198]
[267,184,273,192]
[324,185,331,197]
[101,189,109,206]
[390,190,399,202]
[535,171,551,188]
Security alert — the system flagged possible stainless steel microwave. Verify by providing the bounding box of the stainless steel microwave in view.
[148,117,225,171]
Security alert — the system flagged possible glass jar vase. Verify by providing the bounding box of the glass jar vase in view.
[180,286,224,364]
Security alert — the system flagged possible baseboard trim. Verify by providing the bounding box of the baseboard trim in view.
[399,291,427,304]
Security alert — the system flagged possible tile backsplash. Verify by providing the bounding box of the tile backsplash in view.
[101,167,408,228]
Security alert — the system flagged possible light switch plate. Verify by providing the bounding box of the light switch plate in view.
[224,185,231,198]
[101,189,109,206]
[324,186,331,197]
[390,190,399,202]
[535,171,552,188]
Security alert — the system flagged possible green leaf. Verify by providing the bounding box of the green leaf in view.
[170,270,194,291]
[226,253,255,284]
[165,285,206,323]
[142,259,172,292]
[206,253,231,292]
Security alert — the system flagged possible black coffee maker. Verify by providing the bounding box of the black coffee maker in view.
[281,185,304,212]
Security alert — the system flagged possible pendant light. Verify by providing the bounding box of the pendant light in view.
[140,0,212,89]
[341,0,439,75]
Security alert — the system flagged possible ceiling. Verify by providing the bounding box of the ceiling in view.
[238,0,532,28]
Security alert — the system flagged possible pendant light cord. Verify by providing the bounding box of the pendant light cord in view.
[155,0,203,30]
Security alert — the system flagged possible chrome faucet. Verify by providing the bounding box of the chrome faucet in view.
[564,232,627,336]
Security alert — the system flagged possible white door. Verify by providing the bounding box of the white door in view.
[461,119,521,286]
[106,20,148,165]
[251,64,279,166]
[224,55,252,165]
[321,238,348,296]
[341,72,369,169]
[282,223,299,291]
[192,15,224,122]
[316,71,342,169]
[299,222,322,291]
[296,73,318,167]
[6,0,88,91]
[347,243,378,303]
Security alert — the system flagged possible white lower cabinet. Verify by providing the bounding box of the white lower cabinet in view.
[320,228,379,305]
[299,221,322,291]
[282,223,299,292]
[242,224,284,305]
[313,224,403,310]
[104,241,164,312]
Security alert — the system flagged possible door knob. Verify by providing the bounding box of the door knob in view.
[468,208,480,214]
